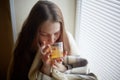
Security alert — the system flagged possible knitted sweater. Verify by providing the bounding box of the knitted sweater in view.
[28,32,89,80]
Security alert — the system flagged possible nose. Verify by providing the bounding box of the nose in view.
[49,35,55,44]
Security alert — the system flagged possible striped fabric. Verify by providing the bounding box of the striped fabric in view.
[28,31,98,80]
[75,0,120,80]
[36,56,97,80]
[64,55,88,69]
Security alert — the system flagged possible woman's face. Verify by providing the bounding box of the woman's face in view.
[39,21,61,45]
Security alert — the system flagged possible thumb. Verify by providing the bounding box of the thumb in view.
[38,41,46,54]
[63,51,68,57]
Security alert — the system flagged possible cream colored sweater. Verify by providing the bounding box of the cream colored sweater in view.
[28,32,88,80]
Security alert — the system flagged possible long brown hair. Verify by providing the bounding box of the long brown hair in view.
[15,0,66,54]
[9,0,70,80]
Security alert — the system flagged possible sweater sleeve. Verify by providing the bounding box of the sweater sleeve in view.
[29,71,54,80]
[28,49,55,80]
[63,55,88,74]
[64,32,89,74]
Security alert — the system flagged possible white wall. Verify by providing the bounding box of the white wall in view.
[48,0,76,36]
[14,0,37,36]
[14,0,76,37]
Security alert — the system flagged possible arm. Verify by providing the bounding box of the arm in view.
[64,55,88,68]
[63,55,88,74]
[28,46,53,80]
[64,32,88,73]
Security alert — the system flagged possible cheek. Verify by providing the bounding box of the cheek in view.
[56,35,60,40]
[38,36,48,44]
[56,33,61,39]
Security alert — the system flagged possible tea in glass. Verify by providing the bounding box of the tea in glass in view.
[50,42,63,59]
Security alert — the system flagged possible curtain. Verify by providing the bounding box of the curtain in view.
[75,0,120,80]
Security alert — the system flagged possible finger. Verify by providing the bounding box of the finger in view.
[54,60,60,67]
[51,60,54,66]
[42,54,48,61]
[46,58,51,64]
[41,49,50,59]
[46,51,51,59]
[56,58,60,62]
[40,41,46,49]
[56,58,63,63]
[52,60,59,67]
[52,65,58,70]
[59,58,63,62]
[39,41,46,54]
[42,45,49,54]
[63,51,68,57]
[42,44,52,55]
[43,52,51,65]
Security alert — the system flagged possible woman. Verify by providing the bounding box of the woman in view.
[8,1,97,80]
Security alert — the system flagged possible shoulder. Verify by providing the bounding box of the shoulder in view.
[66,31,80,55]
[66,31,74,41]
[66,31,73,37]
[66,31,77,46]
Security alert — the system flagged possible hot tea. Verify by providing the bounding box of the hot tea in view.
[50,42,63,59]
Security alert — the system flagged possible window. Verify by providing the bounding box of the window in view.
[75,0,120,80]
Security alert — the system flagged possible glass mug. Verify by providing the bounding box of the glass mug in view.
[50,42,63,72]
[50,42,63,59]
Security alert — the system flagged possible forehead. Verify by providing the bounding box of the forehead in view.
[40,21,61,33]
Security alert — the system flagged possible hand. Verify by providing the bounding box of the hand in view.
[40,41,52,65]
[38,41,52,75]
[52,59,67,72]
[52,51,68,72]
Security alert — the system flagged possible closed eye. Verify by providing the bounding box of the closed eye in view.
[39,33,49,37]
[54,31,60,36]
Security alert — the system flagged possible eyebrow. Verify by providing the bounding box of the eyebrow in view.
[40,30,60,34]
